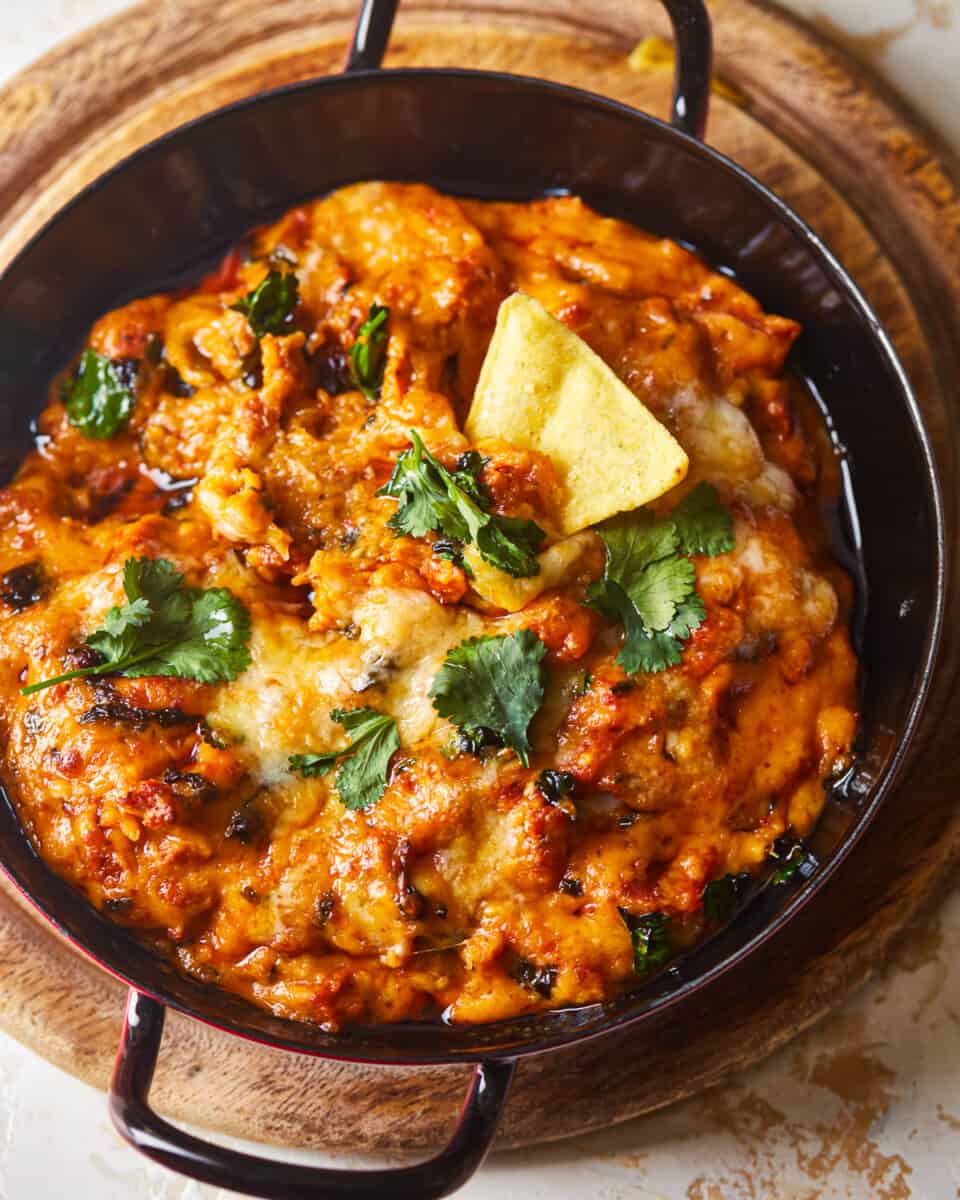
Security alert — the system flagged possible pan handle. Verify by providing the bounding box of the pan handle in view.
[109,989,516,1200]
[344,0,712,140]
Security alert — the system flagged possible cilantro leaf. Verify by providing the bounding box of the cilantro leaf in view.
[350,303,390,401]
[231,270,299,337]
[475,514,547,578]
[586,487,731,675]
[619,909,672,974]
[61,349,136,439]
[378,431,545,578]
[21,557,251,695]
[671,482,734,557]
[702,871,752,922]
[289,706,400,810]
[430,629,547,767]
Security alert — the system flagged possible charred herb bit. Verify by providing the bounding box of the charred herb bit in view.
[1,561,45,612]
[224,800,265,844]
[231,270,300,338]
[702,871,752,923]
[104,897,133,915]
[769,834,816,885]
[511,957,558,999]
[558,875,584,897]
[78,694,196,730]
[314,891,336,927]
[200,723,228,751]
[454,726,502,758]
[289,706,400,811]
[536,769,577,820]
[617,812,639,829]
[161,765,217,802]
[378,430,546,578]
[536,769,576,804]
[575,671,594,697]
[63,644,105,671]
[349,303,390,401]
[432,538,474,579]
[619,908,672,974]
[309,342,352,397]
[21,556,252,695]
[61,349,137,440]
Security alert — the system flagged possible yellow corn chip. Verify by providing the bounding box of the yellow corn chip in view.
[466,293,688,534]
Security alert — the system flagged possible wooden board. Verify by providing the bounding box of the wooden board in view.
[0,0,958,1156]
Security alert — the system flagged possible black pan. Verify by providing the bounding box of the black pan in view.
[0,0,945,1196]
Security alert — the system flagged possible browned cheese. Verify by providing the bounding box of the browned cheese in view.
[0,184,858,1028]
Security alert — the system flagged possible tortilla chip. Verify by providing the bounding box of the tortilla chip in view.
[466,293,688,534]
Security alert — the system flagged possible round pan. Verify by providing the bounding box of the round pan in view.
[0,0,945,1195]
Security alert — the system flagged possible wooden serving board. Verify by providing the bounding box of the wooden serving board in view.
[0,0,958,1156]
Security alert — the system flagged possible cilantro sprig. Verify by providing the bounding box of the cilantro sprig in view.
[350,303,390,401]
[379,430,546,578]
[289,706,400,811]
[21,558,251,695]
[62,349,136,440]
[231,270,299,338]
[587,482,733,674]
[430,629,547,767]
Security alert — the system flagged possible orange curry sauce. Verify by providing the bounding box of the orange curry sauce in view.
[0,184,857,1028]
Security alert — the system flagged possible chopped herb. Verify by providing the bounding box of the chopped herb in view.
[224,800,265,845]
[289,706,400,811]
[576,671,594,697]
[586,485,732,675]
[511,957,558,998]
[559,875,583,897]
[769,834,816,885]
[21,557,251,695]
[536,770,576,804]
[1,561,45,611]
[61,349,136,439]
[350,303,390,401]
[702,871,752,922]
[231,270,299,338]
[379,430,545,577]
[430,629,547,768]
[619,909,672,974]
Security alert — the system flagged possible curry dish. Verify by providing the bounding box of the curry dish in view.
[0,183,858,1028]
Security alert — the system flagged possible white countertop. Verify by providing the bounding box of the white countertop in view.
[1,3,958,1198]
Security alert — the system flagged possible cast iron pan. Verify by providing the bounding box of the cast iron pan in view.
[0,0,945,1195]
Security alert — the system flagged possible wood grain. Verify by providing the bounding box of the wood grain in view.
[0,0,958,1155]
